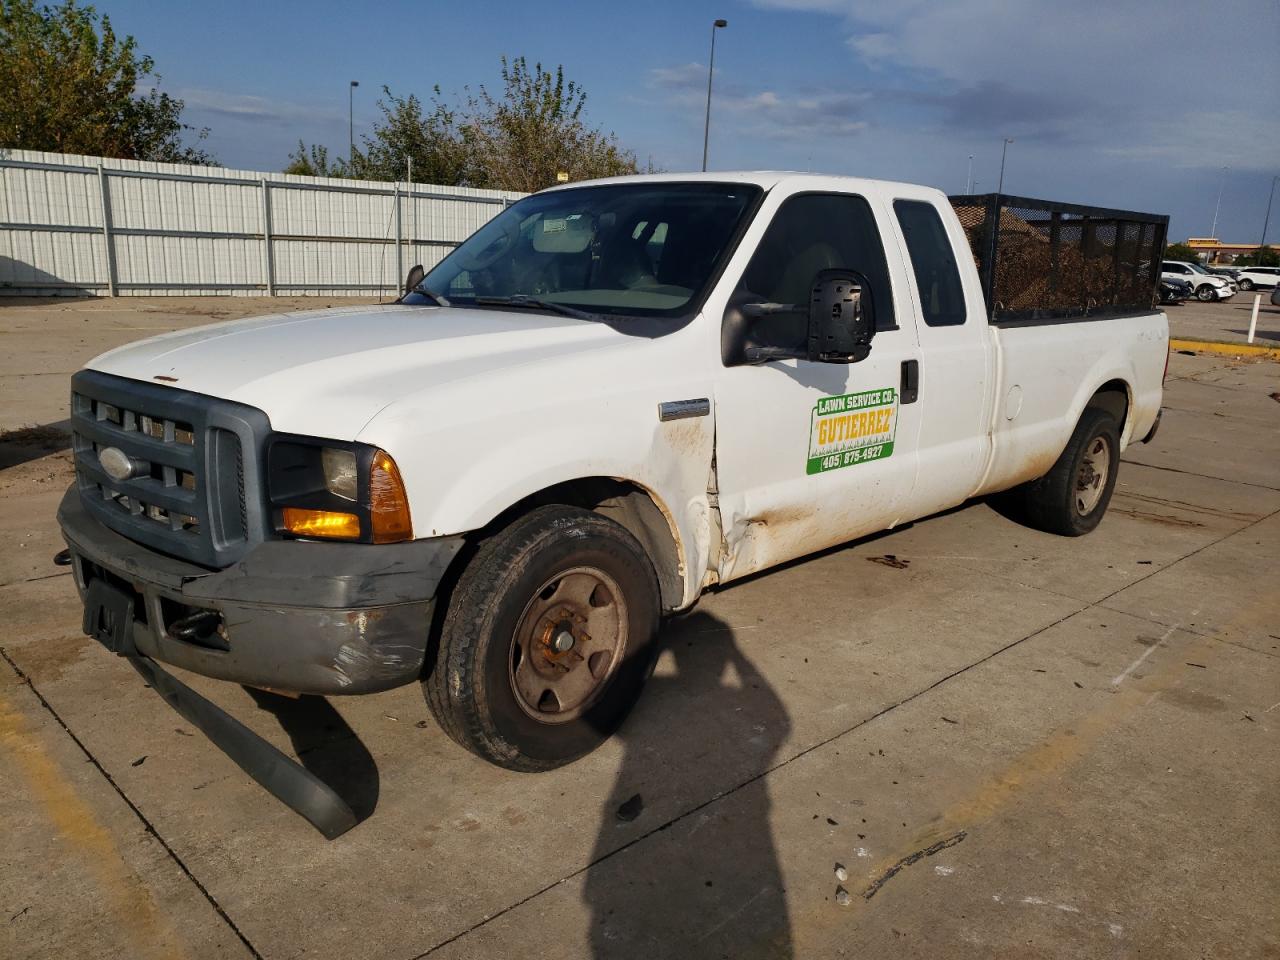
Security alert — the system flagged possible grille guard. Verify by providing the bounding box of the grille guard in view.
[70,369,272,568]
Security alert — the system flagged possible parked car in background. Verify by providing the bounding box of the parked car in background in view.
[1161,260,1236,301]
[1235,266,1280,291]
[1160,276,1193,304]
[1207,266,1240,280]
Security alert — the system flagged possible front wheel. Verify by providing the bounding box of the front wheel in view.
[424,505,661,771]
[1239,278,1254,291]
[1196,284,1217,301]
[1007,407,1121,537]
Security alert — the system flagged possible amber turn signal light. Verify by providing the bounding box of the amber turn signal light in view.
[370,449,412,543]
[281,507,361,540]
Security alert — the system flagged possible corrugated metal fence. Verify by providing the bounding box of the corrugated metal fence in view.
[0,149,525,297]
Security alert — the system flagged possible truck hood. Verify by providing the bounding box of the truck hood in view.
[87,304,639,438]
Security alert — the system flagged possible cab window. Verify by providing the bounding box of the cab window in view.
[893,199,966,326]
[731,193,896,354]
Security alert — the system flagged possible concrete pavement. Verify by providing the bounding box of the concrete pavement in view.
[1166,290,1280,352]
[1,298,1277,959]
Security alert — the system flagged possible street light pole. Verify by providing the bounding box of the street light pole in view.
[1259,175,1279,264]
[1209,165,1228,241]
[349,80,360,168]
[996,138,1014,195]
[702,19,727,172]
[966,155,974,193]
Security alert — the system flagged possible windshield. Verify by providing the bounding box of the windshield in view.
[1186,263,1210,274]
[418,182,761,318]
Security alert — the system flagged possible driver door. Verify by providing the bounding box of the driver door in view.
[712,191,923,581]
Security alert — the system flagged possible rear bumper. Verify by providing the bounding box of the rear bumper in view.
[58,486,464,694]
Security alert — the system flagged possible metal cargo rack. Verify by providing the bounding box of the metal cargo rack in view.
[949,193,1169,324]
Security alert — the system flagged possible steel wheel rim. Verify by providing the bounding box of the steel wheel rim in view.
[508,566,628,724]
[1075,434,1111,516]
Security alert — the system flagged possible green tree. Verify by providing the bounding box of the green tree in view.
[464,57,637,192]
[287,58,638,191]
[1163,242,1201,262]
[283,140,336,177]
[347,86,470,185]
[1234,246,1279,268]
[0,0,214,163]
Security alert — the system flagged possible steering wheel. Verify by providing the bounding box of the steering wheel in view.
[454,216,522,272]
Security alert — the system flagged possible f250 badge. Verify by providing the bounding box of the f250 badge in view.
[807,387,898,475]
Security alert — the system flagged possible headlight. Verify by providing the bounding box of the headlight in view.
[321,447,358,500]
[268,437,412,543]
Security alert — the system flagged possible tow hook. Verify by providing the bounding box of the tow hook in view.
[168,609,222,642]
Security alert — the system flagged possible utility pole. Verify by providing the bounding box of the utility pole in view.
[966,155,974,193]
[702,19,728,172]
[997,138,1014,195]
[407,155,414,262]
[349,80,360,168]
[1209,165,1228,240]
[1259,175,1279,264]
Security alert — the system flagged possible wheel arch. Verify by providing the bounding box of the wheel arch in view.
[468,477,686,613]
[1084,378,1131,441]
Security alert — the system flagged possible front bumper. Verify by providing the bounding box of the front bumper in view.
[58,487,464,694]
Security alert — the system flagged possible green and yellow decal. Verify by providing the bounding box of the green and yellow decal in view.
[807,387,898,475]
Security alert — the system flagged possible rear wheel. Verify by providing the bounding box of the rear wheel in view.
[424,505,661,771]
[1239,277,1254,291]
[1007,407,1121,537]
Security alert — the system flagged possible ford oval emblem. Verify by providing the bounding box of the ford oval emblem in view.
[98,446,135,482]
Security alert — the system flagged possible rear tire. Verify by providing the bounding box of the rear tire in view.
[424,505,661,771]
[1008,407,1121,537]
[1239,278,1254,291]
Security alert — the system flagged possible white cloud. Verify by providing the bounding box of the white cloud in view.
[174,88,344,126]
[649,63,709,93]
[751,0,1280,170]
[846,32,896,64]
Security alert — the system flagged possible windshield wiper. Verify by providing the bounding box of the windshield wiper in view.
[412,284,451,306]
[473,295,601,322]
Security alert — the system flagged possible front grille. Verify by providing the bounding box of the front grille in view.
[71,370,271,568]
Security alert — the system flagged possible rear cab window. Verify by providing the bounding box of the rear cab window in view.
[893,199,967,327]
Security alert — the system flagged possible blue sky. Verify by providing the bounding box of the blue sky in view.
[104,0,1279,243]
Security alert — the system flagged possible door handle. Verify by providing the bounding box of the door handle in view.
[900,359,920,404]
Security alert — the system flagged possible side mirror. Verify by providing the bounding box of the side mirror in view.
[807,269,874,363]
[402,263,425,297]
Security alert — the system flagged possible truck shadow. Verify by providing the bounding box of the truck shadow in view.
[243,687,381,822]
[583,611,794,958]
[0,419,72,470]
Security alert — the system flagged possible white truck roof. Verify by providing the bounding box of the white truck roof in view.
[543,170,946,198]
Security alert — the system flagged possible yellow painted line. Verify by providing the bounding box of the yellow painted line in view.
[0,687,188,960]
[1170,337,1280,360]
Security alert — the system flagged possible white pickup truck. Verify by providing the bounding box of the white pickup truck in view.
[57,173,1169,830]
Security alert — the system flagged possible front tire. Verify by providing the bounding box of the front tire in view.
[1239,278,1254,291]
[424,505,661,771]
[1196,284,1216,302]
[1009,407,1121,537]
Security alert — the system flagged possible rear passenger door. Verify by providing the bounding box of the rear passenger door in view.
[887,194,993,520]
